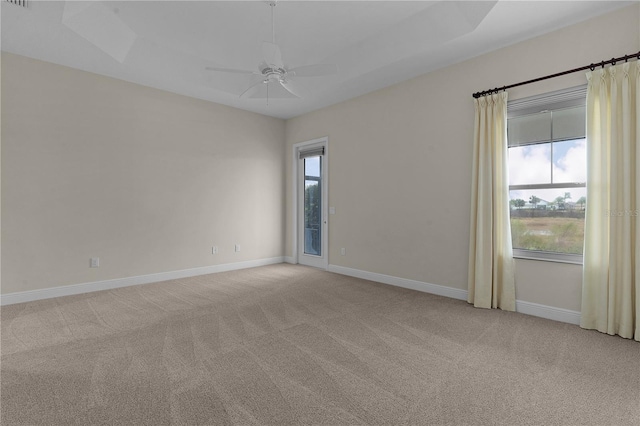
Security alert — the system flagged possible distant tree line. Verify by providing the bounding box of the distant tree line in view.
[509,193,586,211]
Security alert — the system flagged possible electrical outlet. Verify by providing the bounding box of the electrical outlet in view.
[340,248,346,256]
[90,257,100,268]
[235,244,241,252]
[212,246,218,254]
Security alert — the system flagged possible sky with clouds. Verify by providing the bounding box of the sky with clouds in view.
[509,138,586,205]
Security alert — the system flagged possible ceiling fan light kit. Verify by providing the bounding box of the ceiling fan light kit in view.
[206,1,337,101]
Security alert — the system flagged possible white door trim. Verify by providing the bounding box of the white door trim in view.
[292,137,328,269]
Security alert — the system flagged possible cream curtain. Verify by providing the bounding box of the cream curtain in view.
[468,92,516,311]
[582,61,639,341]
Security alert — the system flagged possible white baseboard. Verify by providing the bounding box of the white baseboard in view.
[515,300,581,325]
[327,264,469,301]
[284,256,296,264]
[0,257,285,306]
[327,264,581,326]
[1,258,583,326]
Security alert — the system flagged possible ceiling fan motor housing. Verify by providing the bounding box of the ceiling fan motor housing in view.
[261,66,287,83]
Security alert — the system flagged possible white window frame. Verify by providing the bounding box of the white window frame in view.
[507,85,587,264]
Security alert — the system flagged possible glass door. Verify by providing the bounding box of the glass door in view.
[297,142,327,268]
[303,156,322,256]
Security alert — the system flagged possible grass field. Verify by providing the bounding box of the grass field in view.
[511,216,585,254]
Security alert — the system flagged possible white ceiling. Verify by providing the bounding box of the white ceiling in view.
[1,1,634,119]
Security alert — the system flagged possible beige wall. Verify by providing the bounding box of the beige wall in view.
[1,53,285,294]
[2,4,639,310]
[285,4,640,311]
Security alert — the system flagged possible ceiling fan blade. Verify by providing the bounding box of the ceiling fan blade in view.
[262,42,284,69]
[206,66,257,75]
[289,63,338,77]
[280,80,302,98]
[240,80,266,99]
[243,82,299,99]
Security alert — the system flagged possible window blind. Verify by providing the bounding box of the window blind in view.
[507,85,586,147]
[299,147,324,159]
[508,84,587,117]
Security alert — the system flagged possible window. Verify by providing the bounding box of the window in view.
[303,156,322,255]
[507,86,586,263]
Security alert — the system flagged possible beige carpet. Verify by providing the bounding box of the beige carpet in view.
[1,264,638,425]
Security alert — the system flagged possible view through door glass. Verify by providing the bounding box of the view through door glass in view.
[304,156,321,256]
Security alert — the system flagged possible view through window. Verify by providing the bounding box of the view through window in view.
[507,92,586,261]
[304,156,321,256]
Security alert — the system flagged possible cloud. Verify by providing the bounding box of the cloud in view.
[508,139,586,186]
[508,139,587,203]
[508,144,550,185]
[553,140,586,183]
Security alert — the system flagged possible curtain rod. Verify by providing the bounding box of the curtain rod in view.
[472,51,640,99]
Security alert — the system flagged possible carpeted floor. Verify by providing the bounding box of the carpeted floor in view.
[1,264,638,425]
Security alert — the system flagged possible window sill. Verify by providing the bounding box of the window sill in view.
[513,249,583,265]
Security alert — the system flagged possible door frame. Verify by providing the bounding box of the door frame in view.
[292,137,328,269]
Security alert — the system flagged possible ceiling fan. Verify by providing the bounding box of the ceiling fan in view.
[205,1,337,100]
